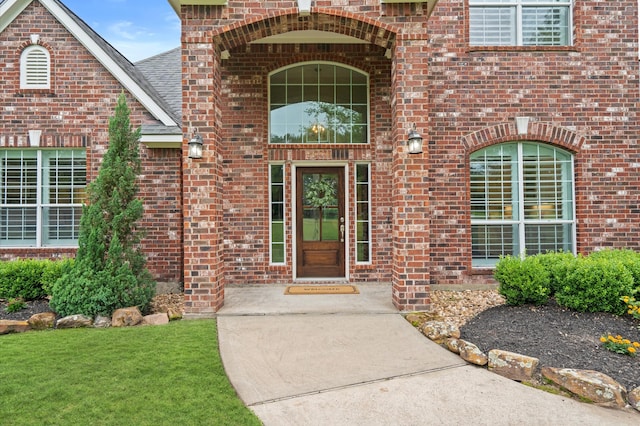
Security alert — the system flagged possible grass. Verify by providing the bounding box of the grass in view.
[0,320,261,426]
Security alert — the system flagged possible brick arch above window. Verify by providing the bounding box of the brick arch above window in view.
[462,121,585,155]
[211,9,397,52]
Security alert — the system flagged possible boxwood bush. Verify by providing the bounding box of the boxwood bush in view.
[532,251,576,295]
[0,258,73,301]
[555,255,635,315]
[494,254,551,306]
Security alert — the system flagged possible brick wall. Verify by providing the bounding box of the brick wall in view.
[426,0,640,285]
[0,2,183,284]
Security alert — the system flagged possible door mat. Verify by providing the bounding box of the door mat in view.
[284,285,359,295]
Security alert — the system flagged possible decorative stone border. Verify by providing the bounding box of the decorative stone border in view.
[0,306,182,335]
[409,316,640,414]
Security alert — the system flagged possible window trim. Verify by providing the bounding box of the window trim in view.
[269,163,286,265]
[469,0,573,47]
[268,61,371,146]
[20,45,51,90]
[0,149,86,248]
[355,163,372,265]
[470,142,576,267]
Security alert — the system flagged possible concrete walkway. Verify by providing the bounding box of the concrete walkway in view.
[217,283,639,425]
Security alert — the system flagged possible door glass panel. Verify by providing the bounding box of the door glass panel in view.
[303,207,320,241]
[302,172,339,242]
[322,207,339,241]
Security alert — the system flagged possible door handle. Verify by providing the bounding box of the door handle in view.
[340,224,345,242]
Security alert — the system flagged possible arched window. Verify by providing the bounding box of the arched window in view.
[20,45,51,89]
[269,62,369,144]
[470,142,575,267]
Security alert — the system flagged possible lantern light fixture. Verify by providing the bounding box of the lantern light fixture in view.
[188,134,203,159]
[407,124,423,154]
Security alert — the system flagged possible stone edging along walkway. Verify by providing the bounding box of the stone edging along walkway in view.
[406,315,640,414]
[0,306,183,334]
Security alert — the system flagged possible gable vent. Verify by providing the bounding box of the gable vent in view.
[20,46,50,89]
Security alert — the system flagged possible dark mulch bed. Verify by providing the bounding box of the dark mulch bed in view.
[460,299,640,391]
[0,299,55,321]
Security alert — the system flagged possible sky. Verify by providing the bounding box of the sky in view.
[62,0,180,62]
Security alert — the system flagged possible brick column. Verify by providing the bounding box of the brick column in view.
[182,32,225,317]
[390,35,431,312]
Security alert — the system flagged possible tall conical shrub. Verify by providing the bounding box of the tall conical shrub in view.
[51,93,155,317]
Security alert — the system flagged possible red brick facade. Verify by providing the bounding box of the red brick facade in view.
[0,1,183,285]
[2,0,639,316]
[178,0,640,315]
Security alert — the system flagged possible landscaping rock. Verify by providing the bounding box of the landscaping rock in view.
[628,387,640,412]
[445,337,462,354]
[0,319,30,334]
[27,312,56,330]
[94,316,112,328]
[57,314,93,329]
[167,308,182,321]
[111,307,143,327]
[541,367,627,408]
[458,340,488,366]
[143,313,169,325]
[420,320,460,344]
[488,349,539,382]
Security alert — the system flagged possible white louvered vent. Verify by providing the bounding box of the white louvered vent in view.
[20,46,50,89]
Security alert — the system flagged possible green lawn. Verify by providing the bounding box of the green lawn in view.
[0,320,261,426]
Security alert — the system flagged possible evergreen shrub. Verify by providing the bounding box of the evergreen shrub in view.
[494,255,550,306]
[555,256,635,315]
[50,93,155,318]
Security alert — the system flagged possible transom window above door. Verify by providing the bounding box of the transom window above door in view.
[269,62,369,145]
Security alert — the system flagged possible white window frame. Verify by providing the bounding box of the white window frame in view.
[355,163,372,264]
[20,45,51,89]
[268,61,370,145]
[269,163,286,265]
[470,142,576,267]
[469,0,573,47]
[0,149,85,247]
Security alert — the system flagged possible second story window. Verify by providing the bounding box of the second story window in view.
[470,0,572,47]
[20,45,51,89]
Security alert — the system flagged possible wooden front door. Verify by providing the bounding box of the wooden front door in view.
[296,167,345,278]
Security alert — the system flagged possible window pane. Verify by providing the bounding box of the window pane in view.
[470,7,516,46]
[356,163,371,263]
[270,164,285,264]
[523,7,569,46]
[471,142,574,266]
[0,207,36,246]
[270,63,368,144]
[472,224,518,267]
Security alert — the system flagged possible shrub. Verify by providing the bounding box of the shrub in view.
[41,258,74,296]
[555,256,635,315]
[589,249,640,288]
[50,94,155,317]
[494,255,551,306]
[0,258,73,300]
[533,251,576,295]
[0,259,50,300]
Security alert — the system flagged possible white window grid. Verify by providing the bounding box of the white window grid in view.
[470,142,575,267]
[355,163,372,264]
[269,163,286,264]
[469,0,573,46]
[0,150,86,247]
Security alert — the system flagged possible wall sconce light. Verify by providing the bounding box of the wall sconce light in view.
[188,134,203,159]
[407,124,423,154]
[515,116,530,135]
